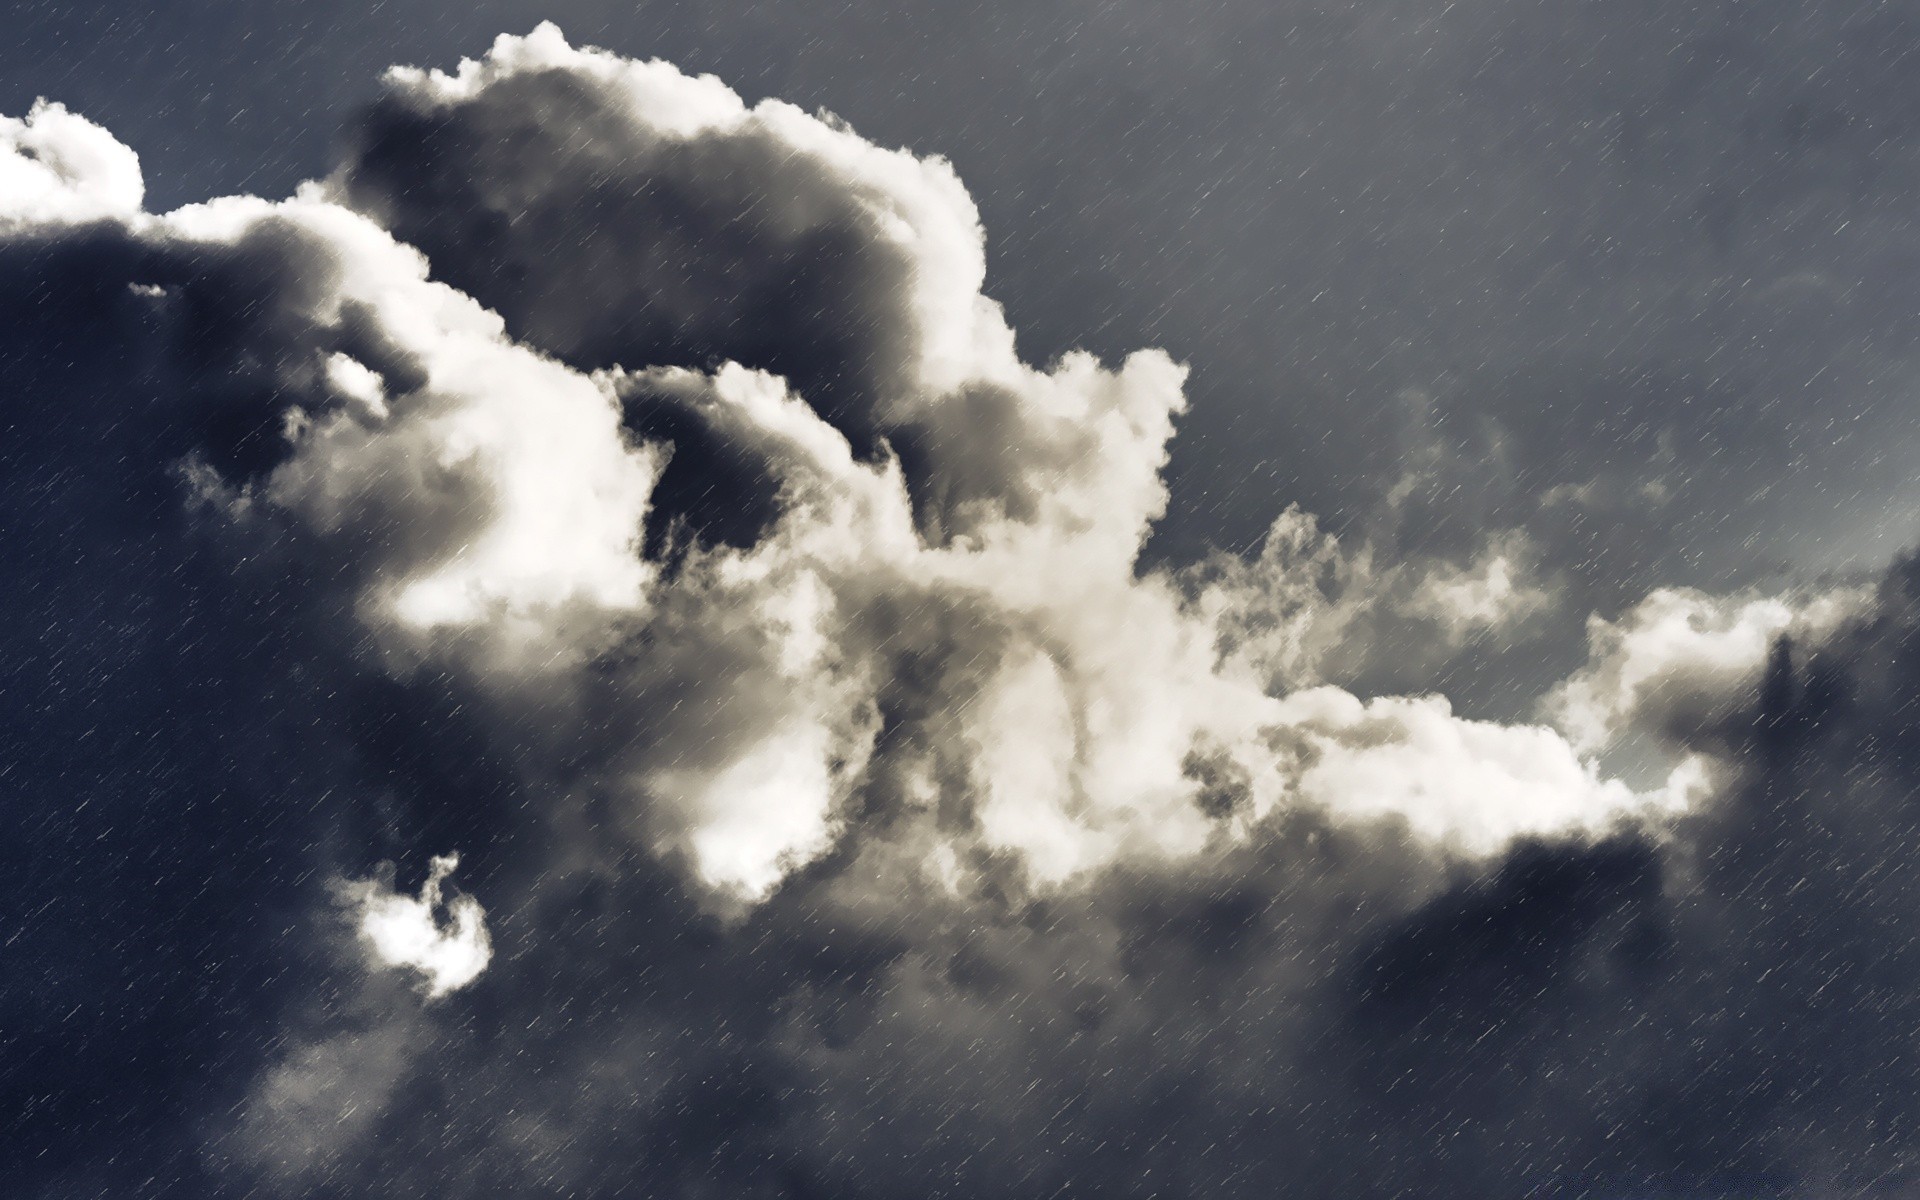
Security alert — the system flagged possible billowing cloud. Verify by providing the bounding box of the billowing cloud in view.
[304,26,1673,900]
[0,100,142,227]
[8,23,1920,1200]
[1547,583,1870,754]
[0,28,1669,915]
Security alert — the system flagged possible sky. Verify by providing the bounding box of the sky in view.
[8,4,1920,1198]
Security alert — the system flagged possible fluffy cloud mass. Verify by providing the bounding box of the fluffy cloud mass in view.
[332,27,1700,895]
[341,852,491,996]
[7,25,1675,905]
[8,23,1920,1200]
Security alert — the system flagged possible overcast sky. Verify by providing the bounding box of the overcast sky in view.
[9,5,1920,1198]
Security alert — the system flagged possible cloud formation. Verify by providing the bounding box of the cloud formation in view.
[7,23,1920,1200]
[0,99,142,227]
[318,26,1677,900]
[341,853,491,996]
[0,30,1671,912]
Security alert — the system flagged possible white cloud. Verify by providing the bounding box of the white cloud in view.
[340,853,492,998]
[1264,687,1698,852]
[1546,584,1869,754]
[0,99,143,228]
[336,21,1677,888]
[0,28,1722,912]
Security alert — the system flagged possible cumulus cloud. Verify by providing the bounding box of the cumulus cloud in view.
[339,853,491,997]
[1547,583,1870,754]
[0,24,1650,914]
[12,22,1920,1200]
[320,27,1678,898]
[0,100,143,227]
